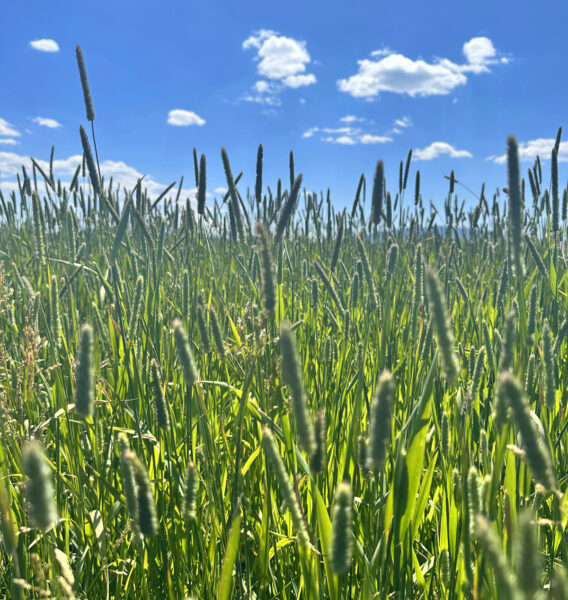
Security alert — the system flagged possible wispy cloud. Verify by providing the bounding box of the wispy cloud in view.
[0,118,21,138]
[30,39,60,52]
[167,110,206,126]
[488,138,568,164]
[338,37,507,99]
[414,142,473,160]
[0,139,18,146]
[303,115,410,145]
[33,117,62,128]
[340,115,365,124]
[242,29,316,105]
[302,117,392,145]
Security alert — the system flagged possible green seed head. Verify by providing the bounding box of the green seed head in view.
[183,461,197,523]
[542,319,556,410]
[256,222,276,315]
[75,323,94,418]
[498,371,557,491]
[331,482,353,575]
[262,427,308,546]
[150,359,169,430]
[118,435,137,527]
[475,514,519,600]
[75,45,95,122]
[23,441,58,531]
[310,410,326,474]
[425,267,459,385]
[128,452,158,537]
[280,321,315,454]
[366,370,395,472]
[173,319,199,387]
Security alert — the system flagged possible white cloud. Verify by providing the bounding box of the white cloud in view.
[338,36,506,99]
[30,39,60,52]
[214,186,227,195]
[322,126,357,135]
[253,80,272,93]
[242,29,316,105]
[370,48,393,58]
[282,74,316,88]
[462,37,496,73]
[167,109,205,126]
[244,30,315,81]
[33,117,62,128]
[414,142,473,160]
[340,115,364,123]
[0,118,20,137]
[360,134,392,144]
[242,94,282,106]
[490,138,568,164]
[0,139,19,146]
[394,116,411,128]
[303,120,392,145]
[0,150,197,200]
[323,136,356,145]
[302,127,319,138]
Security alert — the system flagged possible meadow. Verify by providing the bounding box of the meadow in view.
[1,47,568,599]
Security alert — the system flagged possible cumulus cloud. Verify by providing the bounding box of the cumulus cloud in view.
[30,39,60,52]
[0,118,21,137]
[489,138,568,164]
[414,142,473,160]
[282,74,316,88]
[338,36,506,99]
[214,186,227,195]
[242,29,316,105]
[0,150,196,199]
[167,109,205,126]
[302,118,392,145]
[33,117,62,128]
[0,139,19,145]
[462,37,497,72]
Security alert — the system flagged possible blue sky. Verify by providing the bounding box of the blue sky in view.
[1,0,568,210]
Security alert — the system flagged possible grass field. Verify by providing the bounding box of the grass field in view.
[1,51,568,599]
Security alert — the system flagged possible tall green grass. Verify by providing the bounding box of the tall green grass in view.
[0,54,568,599]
